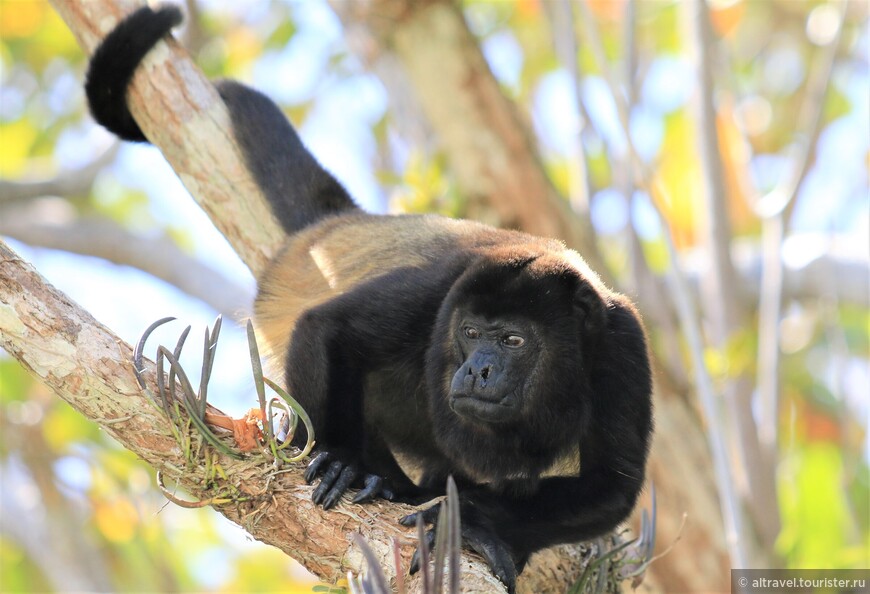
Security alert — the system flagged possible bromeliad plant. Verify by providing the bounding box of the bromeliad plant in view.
[567,487,658,594]
[132,315,314,466]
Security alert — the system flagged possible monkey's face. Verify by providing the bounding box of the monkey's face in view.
[447,314,540,425]
[427,250,599,435]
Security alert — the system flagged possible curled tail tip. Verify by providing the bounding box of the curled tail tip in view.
[84,4,184,142]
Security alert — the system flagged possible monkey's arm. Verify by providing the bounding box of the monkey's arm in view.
[406,463,644,594]
[284,263,466,507]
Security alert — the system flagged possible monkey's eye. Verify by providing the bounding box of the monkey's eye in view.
[463,327,480,339]
[502,335,525,348]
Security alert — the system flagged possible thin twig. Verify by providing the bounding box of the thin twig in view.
[0,143,119,203]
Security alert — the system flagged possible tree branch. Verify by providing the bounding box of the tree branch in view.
[0,144,120,203]
[751,0,848,472]
[0,212,253,318]
[682,0,778,562]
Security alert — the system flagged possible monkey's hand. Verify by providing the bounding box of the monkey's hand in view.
[304,450,395,509]
[400,500,520,594]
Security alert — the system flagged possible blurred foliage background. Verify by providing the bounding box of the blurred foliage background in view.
[0,0,868,592]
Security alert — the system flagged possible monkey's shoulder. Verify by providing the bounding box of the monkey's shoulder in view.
[259,212,569,297]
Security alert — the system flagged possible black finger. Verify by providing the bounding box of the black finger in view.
[304,451,331,484]
[312,461,344,505]
[400,503,441,527]
[323,465,359,509]
[463,527,517,594]
[351,474,383,504]
[515,552,530,574]
[408,529,437,574]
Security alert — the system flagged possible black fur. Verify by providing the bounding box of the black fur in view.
[85,7,654,593]
[215,81,359,234]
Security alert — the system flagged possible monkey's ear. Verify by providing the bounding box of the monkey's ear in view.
[574,281,607,336]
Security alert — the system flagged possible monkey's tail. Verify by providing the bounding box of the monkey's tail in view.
[84,5,359,236]
[85,5,183,142]
[215,80,360,236]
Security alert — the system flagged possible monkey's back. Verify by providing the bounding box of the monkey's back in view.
[253,212,548,371]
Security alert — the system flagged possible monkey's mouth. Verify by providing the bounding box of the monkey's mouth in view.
[449,392,517,424]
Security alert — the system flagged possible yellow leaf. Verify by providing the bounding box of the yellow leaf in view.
[0,119,38,177]
[36,8,80,59]
[709,0,746,38]
[224,28,262,76]
[94,498,139,544]
[651,111,702,249]
[41,402,95,452]
[716,101,755,234]
[0,0,47,39]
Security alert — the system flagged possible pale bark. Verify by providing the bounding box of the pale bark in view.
[683,0,776,563]
[0,142,253,316]
[0,144,119,203]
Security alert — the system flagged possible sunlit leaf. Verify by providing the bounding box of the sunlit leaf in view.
[0,0,47,39]
[651,110,702,248]
[12,7,81,68]
[715,106,756,235]
[94,498,139,544]
[41,401,101,452]
[639,238,669,275]
[0,359,34,404]
[709,0,746,38]
[585,147,612,189]
[837,306,870,354]
[0,119,38,176]
[777,443,857,568]
[219,548,326,594]
[643,2,681,53]
[266,19,296,50]
[224,27,263,77]
[0,537,52,593]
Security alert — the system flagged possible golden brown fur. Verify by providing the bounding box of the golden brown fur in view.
[254,212,559,370]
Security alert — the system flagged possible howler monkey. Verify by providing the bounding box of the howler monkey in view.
[85,6,653,592]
